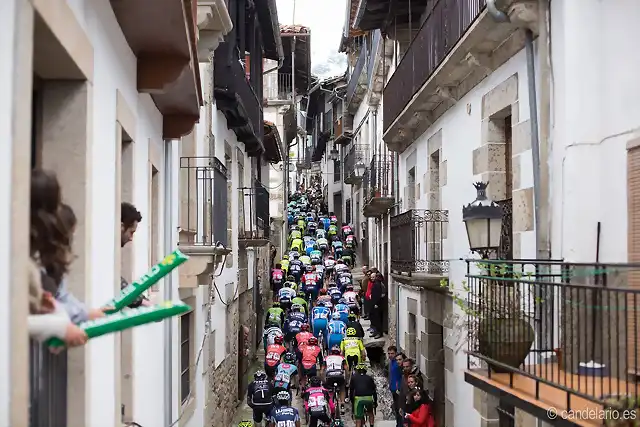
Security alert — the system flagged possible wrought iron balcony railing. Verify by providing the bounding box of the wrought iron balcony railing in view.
[30,339,68,427]
[363,154,394,203]
[263,72,294,102]
[179,157,228,247]
[239,180,270,244]
[464,259,640,417]
[344,144,370,184]
[383,0,486,131]
[390,209,448,275]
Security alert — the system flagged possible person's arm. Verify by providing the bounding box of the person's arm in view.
[55,279,89,324]
[407,404,429,424]
[246,383,254,407]
[28,311,70,341]
[371,377,378,407]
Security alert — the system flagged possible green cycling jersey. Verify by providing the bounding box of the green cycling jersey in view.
[266,307,284,325]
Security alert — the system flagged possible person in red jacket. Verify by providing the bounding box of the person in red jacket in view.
[403,389,434,427]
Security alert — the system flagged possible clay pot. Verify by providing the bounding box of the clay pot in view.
[478,317,535,373]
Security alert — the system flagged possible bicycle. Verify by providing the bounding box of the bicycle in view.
[330,381,342,419]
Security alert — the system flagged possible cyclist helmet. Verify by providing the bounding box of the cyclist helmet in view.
[283,352,296,364]
[291,303,303,313]
[274,335,284,345]
[275,390,291,405]
[338,298,347,305]
[282,282,292,289]
[355,363,368,373]
[272,301,280,308]
[297,290,306,298]
[238,421,253,427]
[300,323,310,331]
[316,301,326,307]
[336,259,344,264]
[292,252,300,258]
[309,376,322,387]
[305,264,314,272]
[319,288,327,295]
[331,312,341,320]
[307,336,318,346]
[346,285,354,292]
[287,275,296,282]
[331,345,341,355]
[254,370,267,381]
[347,313,357,321]
[328,255,334,260]
[346,327,358,337]
[283,254,289,260]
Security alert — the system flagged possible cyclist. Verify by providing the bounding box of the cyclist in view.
[341,327,366,383]
[334,259,349,276]
[291,236,304,254]
[315,264,326,288]
[273,353,299,395]
[316,228,327,241]
[300,336,323,389]
[342,285,360,316]
[305,240,316,257]
[295,323,313,362]
[263,324,285,352]
[345,234,356,249]
[310,246,322,265]
[292,290,309,317]
[302,376,334,427]
[307,220,318,235]
[302,265,320,302]
[341,248,355,269]
[269,390,301,427]
[327,224,338,240]
[349,364,378,427]
[271,263,285,296]
[345,313,365,339]
[323,345,348,413]
[329,213,338,224]
[316,289,332,307]
[324,256,336,281]
[289,252,303,283]
[334,298,350,324]
[336,271,352,292]
[327,285,342,306]
[341,222,353,238]
[284,304,306,347]
[265,335,287,378]
[289,228,302,244]
[327,312,347,352]
[265,302,285,329]
[278,283,296,313]
[311,300,331,340]
[281,255,290,274]
[247,370,273,426]
[320,216,331,231]
[284,275,298,292]
[332,240,343,258]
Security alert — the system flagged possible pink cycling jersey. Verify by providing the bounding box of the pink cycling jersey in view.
[304,386,335,414]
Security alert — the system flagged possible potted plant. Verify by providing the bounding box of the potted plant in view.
[442,262,536,373]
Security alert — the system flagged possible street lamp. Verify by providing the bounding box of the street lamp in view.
[328,147,339,161]
[462,182,504,258]
[354,160,366,178]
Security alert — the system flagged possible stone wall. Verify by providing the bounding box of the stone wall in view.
[206,298,240,427]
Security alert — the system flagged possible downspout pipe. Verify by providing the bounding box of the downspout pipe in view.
[163,140,174,427]
[486,0,510,23]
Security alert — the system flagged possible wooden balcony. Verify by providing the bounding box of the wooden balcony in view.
[334,113,354,146]
[383,0,538,153]
[362,155,395,217]
[239,180,271,248]
[464,259,640,426]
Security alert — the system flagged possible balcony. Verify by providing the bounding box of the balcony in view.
[263,72,294,104]
[390,209,448,286]
[383,0,536,153]
[345,39,368,112]
[214,41,264,156]
[196,0,233,59]
[239,180,270,248]
[29,340,67,427]
[178,157,230,288]
[110,0,202,139]
[334,113,354,146]
[362,155,395,217]
[464,259,640,426]
[344,144,370,185]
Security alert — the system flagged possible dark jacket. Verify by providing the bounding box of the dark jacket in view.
[346,320,365,338]
[369,279,385,306]
[400,367,424,411]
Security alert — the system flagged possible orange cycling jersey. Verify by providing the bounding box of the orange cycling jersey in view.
[265,344,286,367]
[301,344,321,369]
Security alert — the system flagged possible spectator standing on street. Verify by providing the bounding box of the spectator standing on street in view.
[368,271,385,339]
[388,346,404,426]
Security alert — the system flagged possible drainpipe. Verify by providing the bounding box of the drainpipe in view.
[163,140,174,427]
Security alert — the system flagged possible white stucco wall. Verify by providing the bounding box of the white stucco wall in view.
[0,0,18,422]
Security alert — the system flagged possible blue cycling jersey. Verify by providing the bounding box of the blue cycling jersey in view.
[328,320,346,335]
[334,303,350,315]
[273,363,298,389]
[332,241,343,248]
[311,306,331,320]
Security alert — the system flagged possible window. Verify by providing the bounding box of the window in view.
[334,159,341,182]
[180,310,193,404]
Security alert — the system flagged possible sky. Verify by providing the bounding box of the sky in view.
[275,0,348,79]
